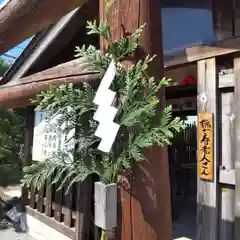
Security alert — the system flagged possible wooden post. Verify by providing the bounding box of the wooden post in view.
[22,107,34,208]
[100,1,172,240]
[75,180,92,240]
[197,58,219,240]
[45,179,53,217]
[219,90,234,240]
[216,58,237,240]
[234,57,240,239]
[36,187,44,213]
[54,189,63,222]
[64,186,73,227]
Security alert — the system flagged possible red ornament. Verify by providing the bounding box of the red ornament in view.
[179,76,197,86]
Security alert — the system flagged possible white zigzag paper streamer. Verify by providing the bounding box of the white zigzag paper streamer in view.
[93,60,120,153]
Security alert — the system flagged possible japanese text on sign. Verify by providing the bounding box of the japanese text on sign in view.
[198,112,214,181]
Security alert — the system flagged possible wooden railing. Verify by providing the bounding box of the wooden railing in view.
[27,180,93,240]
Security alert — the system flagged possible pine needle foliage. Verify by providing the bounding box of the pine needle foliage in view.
[22,1,185,192]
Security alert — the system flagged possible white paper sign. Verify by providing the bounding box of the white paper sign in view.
[32,112,74,162]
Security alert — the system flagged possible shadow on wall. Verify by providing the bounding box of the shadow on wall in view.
[115,146,172,240]
[115,153,235,240]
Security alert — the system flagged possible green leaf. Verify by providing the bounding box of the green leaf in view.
[159,77,169,86]
[22,1,186,191]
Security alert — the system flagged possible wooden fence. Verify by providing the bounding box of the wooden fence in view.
[170,122,197,164]
[22,108,95,240]
[26,180,93,240]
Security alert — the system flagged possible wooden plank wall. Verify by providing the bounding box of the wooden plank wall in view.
[234,56,240,239]
[197,58,219,240]
[219,88,235,240]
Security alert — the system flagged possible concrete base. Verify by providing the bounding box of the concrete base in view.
[27,214,71,240]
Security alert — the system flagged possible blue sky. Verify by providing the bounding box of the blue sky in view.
[0,0,32,65]
[2,38,32,64]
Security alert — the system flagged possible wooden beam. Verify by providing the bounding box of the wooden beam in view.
[164,36,240,69]
[4,58,100,87]
[100,0,172,239]
[3,31,240,108]
[197,58,219,240]
[0,58,101,108]
[0,0,88,53]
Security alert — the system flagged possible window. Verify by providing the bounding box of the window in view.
[162,0,214,53]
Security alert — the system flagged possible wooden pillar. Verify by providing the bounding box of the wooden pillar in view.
[219,90,235,240]
[99,1,172,240]
[22,107,34,207]
[197,58,219,240]
[234,57,240,239]
[75,180,93,240]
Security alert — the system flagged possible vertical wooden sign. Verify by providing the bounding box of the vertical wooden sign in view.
[198,112,214,181]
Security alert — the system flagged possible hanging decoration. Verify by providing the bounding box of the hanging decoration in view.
[178,75,197,86]
[93,59,120,153]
